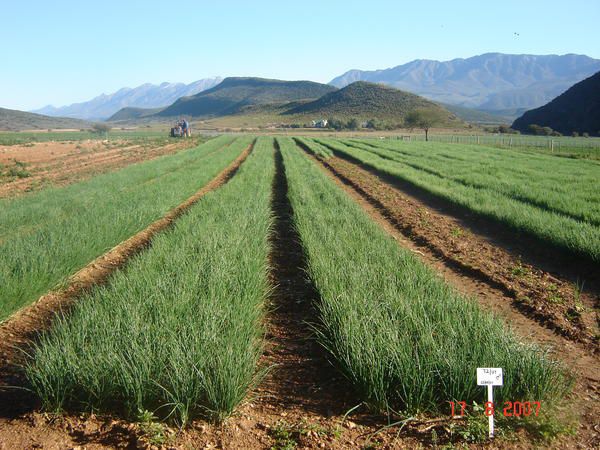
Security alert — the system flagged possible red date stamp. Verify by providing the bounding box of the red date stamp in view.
[449,401,541,417]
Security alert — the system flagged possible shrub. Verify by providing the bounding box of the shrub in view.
[91,123,111,134]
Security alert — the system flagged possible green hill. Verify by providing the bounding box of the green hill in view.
[441,103,512,124]
[285,81,458,124]
[512,71,600,135]
[0,107,90,131]
[157,77,337,117]
[108,106,164,122]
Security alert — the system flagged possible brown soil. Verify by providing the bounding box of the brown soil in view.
[0,142,253,449]
[0,139,199,198]
[295,143,599,449]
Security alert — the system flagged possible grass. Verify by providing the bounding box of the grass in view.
[0,135,248,320]
[278,136,572,415]
[25,136,275,425]
[317,138,600,264]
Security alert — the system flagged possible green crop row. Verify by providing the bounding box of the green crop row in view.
[279,136,571,414]
[25,137,275,424]
[316,138,600,264]
[0,135,248,320]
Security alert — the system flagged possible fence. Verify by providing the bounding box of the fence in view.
[388,134,600,151]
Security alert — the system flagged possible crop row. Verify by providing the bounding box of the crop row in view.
[279,137,571,413]
[0,135,249,320]
[26,137,275,424]
[316,138,600,264]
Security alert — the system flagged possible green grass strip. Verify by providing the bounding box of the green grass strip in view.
[278,136,572,415]
[0,135,249,320]
[25,136,275,424]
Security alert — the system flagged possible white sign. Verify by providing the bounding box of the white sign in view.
[477,367,503,386]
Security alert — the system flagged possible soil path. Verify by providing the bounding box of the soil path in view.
[297,142,599,449]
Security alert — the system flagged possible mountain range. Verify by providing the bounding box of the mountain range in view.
[329,53,600,115]
[105,78,460,130]
[32,77,222,120]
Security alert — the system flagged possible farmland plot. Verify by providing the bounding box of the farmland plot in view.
[0,135,249,320]
[25,137,275,424]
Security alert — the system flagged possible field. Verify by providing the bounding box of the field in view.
[0,133,598,449]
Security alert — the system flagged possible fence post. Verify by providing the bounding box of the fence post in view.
[477,136,480,145]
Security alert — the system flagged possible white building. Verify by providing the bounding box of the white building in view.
[311,119,328,128]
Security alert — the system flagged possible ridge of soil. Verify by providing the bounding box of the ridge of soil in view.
[295,141,599,449]
[300,139,599,348]
[0,141,254,423]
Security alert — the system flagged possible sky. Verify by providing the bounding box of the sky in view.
[1,0,599,111]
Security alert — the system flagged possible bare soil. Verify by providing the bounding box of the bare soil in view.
[0,139,199,198]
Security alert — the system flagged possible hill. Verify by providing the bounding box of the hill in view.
[0,107,90,131]
[441,103,512,124]
[285,81,458,124]
[32,78,222,120]
[108,106,164,122]
[512,71,600,135]
[157,77,337,117]
[329,53,600,113]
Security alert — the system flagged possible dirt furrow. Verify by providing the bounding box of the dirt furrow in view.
[0,141,254,417]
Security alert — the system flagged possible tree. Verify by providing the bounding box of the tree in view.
[527,124,554,136]
[327,118,345,131]
[346,118,360,130]
[91,123,111,136]
[404,108,446,141]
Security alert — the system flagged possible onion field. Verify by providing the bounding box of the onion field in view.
[0,135,250,320]
[1,134,591,446]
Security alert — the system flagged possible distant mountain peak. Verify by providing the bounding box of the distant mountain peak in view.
[31,77,223,120]
[329,53,600,113]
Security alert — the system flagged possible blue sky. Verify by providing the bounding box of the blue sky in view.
[2,0,599,110]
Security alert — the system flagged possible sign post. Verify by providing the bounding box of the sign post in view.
[477,368,503,438]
